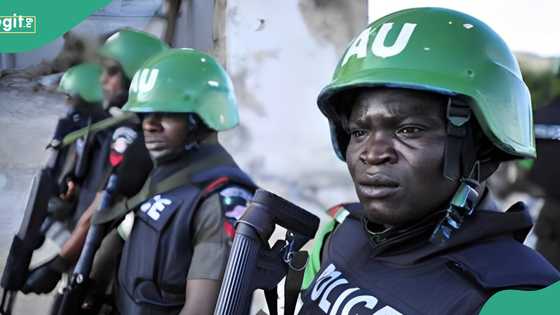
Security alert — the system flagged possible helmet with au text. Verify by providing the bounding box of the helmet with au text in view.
[317,7,534,162]
[122,48,239,131]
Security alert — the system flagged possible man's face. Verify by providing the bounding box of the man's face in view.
[143,113,189,161]
[64,94,79,108]
[345,88,459,226]
[101,61,126,105]
[64,94,92,115]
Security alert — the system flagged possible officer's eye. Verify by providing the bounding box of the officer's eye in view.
[397,126,424,135]
[350,129,367,138]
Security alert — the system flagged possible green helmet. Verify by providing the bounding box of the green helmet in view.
[58,63,103,103]
[123,48,239,131]
[318,7,534,161]
[98,29,169,80]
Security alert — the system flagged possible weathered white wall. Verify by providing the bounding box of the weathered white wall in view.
[221,0,367,215]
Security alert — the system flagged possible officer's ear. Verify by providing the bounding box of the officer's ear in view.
[186,113,214,143]
[121,74,131,92]
[470,120,502,181]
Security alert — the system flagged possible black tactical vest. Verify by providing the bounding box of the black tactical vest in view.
[115,151,255,315]
[74,124,151,228]
[73,129,112,225]
[300,207,560,315]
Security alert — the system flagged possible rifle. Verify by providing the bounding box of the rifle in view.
[55,175,118,315]
[215,189,320,315]
[0,112,91,315]
[55,126,137,315]
[39,116,93,242]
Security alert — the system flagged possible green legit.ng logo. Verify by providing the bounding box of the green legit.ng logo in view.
[0,14,36,34]
[480,280,560,314]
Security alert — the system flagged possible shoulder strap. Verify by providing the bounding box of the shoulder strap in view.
[92,153,230,224]
[284,251,309,315]
[445,238,560,290]
[300,203,358,291]
[200,176,231,197]
[62,112,136,147]
[191,164,256,190]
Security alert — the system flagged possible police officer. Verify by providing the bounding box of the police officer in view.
[51,62,107,211]
[21,62,106,294]
[22,30,165,299]
[90,48,256,315]
[69,29,168,226]
[299,8,560,314]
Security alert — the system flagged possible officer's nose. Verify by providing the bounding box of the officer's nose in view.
[100,70,111,87]
[142,114,163,133]
[359,131,397,166]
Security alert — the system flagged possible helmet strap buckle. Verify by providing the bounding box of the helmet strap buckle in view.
[435,99,485,244]
[430,175,481,245]
[446,98,471,129]
[443,98,472,181]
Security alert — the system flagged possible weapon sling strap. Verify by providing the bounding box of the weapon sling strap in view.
[264,289,278,315]
[283,251,309,315]
[92,152,233,225]
[61,112,137,147]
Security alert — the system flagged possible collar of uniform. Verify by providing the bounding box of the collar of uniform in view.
[361,188,496,258]
[367,190,533,265]
[363,210,444,257]
[150,143,233,185]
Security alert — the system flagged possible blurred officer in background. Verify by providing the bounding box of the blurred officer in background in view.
[22,30,165,309]
[89,48,257,315]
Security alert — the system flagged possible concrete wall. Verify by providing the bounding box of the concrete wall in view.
[221,0,367,212]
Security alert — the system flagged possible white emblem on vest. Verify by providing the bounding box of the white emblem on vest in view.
[140,194,172,221]
[310,263,403,315]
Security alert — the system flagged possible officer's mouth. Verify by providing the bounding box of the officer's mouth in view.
[145,140,168,151]
[357,174,400,199]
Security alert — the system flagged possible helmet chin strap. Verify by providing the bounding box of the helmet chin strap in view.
[431,98,483,244]
[443,98,472,181]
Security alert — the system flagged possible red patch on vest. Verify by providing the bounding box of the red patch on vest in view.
[223,221,235,239]
[327,204,344,218]
[202,176,230,196]
[110,151,124,167]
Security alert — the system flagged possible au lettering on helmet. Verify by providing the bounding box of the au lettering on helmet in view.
[130,68,159,94]
[342,22,417,66]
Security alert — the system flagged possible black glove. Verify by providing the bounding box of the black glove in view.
[81,285,106,315]
[47,196,75,221]
[21,255,71,294]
